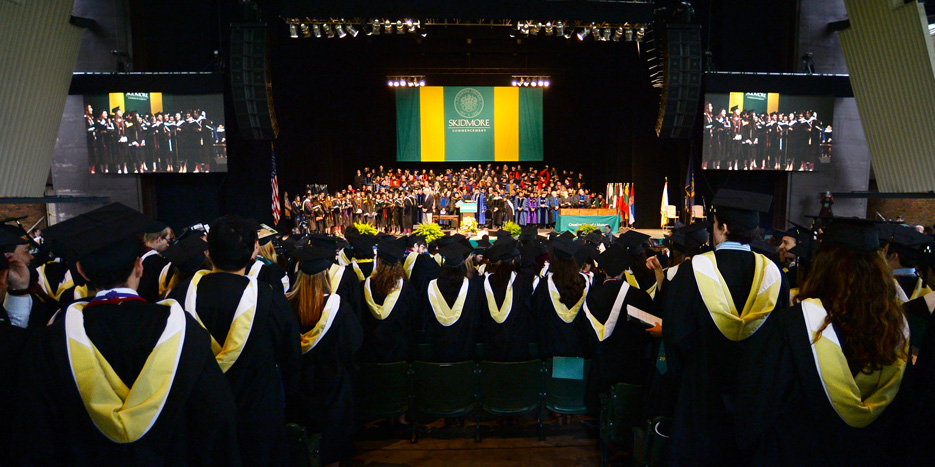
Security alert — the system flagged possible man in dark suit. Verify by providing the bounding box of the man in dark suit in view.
[422,188,435,224]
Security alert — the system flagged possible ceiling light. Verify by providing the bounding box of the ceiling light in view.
[602,28,611,41]
[371,19,381,35]
[323,23,334,38]
[577,27,589,41]
[289,23,298,38]
[625,27,634,41]
[346,24,359,37]
[313,23,321,38]
[556,22,565,37]
[336,24,347,38]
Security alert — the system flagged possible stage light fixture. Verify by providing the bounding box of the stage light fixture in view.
[289,23,298,38]
[371,19,380,35]
[537,79,544,86]
[545,21,553,36]
[592,26,600,40]
[346,24,359,37]
[384,20,392,34]
[530,80,537,87]
[299,23,310,38]
[624,27,634,41]
[396,20,404,34]
[522,79,529,86]
[312,23,321,38]
[556,21,565,37]
[602,28,611,41]
[323,23,334,38]
[530,23,540,36]
[635,27,645,42]
[336,24,347,38]
[419,79,426,86]
[511,80,518,86]
[543,80,550,87]
[613,27,622,42]
[577,27,589,41]
[387,80,393,86]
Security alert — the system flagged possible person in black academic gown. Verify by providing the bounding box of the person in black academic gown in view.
[286,244,362,466]
[1,232,36,459]
[246,225,290,294]
[479,238,537,362]
[533,236,594,359]
[421,238,483,363]
[662,189,789,465]
[169,215,301,466]
[0,224,59,327]
[307,233,364,319]
[583,243,658,413]
[137,222,172,302]
[11,203,240,466]
[358,237,418,362]
[736,218,927,465]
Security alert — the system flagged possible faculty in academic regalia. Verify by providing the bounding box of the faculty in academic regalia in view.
[287,245,363,466]
[661,189,789,465]
[533,236,595,358]
[11,203,240,466]
[583,243,658,413]
[360,237,418,362]
[169,215,302,466]
[479,239,536,362]
[421,239,483,362]
[736,218,925,465]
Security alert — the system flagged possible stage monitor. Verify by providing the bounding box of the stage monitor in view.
[701,92,834,171]
[395,86,543,162]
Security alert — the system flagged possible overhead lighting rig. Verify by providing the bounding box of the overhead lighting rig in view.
[286,18,426,39]
[387,76,427,87]
[511,76,550,88]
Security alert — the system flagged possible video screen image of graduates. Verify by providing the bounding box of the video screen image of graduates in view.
[702,92,834,171]
[82,92,227,174]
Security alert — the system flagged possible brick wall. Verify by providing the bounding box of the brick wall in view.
[0,204,47,236]
[867,198,935,228]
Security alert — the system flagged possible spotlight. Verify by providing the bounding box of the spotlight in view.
[602,28,611,41]
[613,27,623,42]
[543,80,550,87]
[512,80,518,86]
[636,26,645,42]
[419,79,426,86]
[577,27,589,41]
[323,23,334,38]
[289,23,298,38]
[396,20,404,34]
[298,23,309,38]
[385,20,392,34]
[312,23,321,38]
[537,79,544,86]
[545,21,553,36]
[556,22,565,37]
[371,19,380,35]
[592,26,600,40]
[336,24,347,38]
[388,80,394,87]
[624,27,634,41]
[522,79,529,86]
[530,23,539,36]
[531,80,537,87]
[346,24,359,37]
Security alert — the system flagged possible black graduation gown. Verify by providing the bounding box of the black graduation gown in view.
[532,276,594,359]
[583,279,657,412]
[251,259,289,294]
[0,315,31,459]
[11,300,241,466]
[359,281,417,362]
[139,250,170,302]
[735,303,923,465]
[661,250,789,466]
[170,273,301,466]
[479,271,536,362]
[408,253,442,309]
[422,275,483,363]
[332,264,364,319]
[297,298,362,464]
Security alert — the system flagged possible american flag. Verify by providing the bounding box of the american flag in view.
[271,147,281,225]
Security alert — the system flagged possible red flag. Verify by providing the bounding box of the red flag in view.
[271,147,281,225]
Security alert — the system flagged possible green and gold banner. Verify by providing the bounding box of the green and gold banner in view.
[396,86,543,162]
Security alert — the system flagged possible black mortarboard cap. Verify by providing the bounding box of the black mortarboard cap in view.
[584,231,603,246]
[349,234,377,259]
[308,233,339,251]
[486,239,520,263]
[559,231,575,241]
[597,244,630,277]
[344,224,360,240]
[616,230,651,251]
[257,224,278,246]
[750,238,777,256]
[821,218,881,254]
[378,237,407,264]
[788,236,816,261]
[439,242,473,267]
[406,233,428,248]
[161,237,208,275]
[550,235,580,260]
[883,225,933,261]
[475,235,492,250]
[0,225,28,250]
[711,189,772,230]
[294,246,336,275]
[43,203,153,261]
[493,230,513,243]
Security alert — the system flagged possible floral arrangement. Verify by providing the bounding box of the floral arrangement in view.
[461,217,479,235]
[575,223,599,236]
[413,222,444,243]
[354,222,378,236]
[503,221,522,238]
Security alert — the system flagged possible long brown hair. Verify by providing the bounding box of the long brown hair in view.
[550,255,586,308]
[371,259,405,296]
[287,270,331,328]
[797,245,907,374]
[486,260,517,291]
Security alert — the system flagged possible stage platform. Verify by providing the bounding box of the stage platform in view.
[454,228,668,241]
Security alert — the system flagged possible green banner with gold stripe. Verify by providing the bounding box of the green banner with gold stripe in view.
[396,86,543,162]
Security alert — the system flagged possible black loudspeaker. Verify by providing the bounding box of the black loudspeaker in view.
[655,25,702,139]
[230,23,278,140]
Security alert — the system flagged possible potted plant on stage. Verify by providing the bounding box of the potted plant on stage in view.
[503,221,522,239]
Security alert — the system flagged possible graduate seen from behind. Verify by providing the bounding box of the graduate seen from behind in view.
[12,203,240,466]
[168,214,301,466]
[287,244,363,466]
[661,189,789,465]
[736,218,928,464]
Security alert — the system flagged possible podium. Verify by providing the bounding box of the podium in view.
[460,202,477,224]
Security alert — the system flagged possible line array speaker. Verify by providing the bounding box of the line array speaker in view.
[230,23,278,140]
[655,24,702,139]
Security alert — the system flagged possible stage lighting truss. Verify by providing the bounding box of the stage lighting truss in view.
[511,75,550,88]
[387,76,427,88]
[285,18,647,44]
[286,18,425,39]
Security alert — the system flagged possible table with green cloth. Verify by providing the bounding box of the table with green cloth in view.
[554,214,620,233]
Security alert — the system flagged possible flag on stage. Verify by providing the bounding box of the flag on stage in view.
[629,184,636,226]
[685,151,695,215]
[660,178,669,228]
[271,147,281,225]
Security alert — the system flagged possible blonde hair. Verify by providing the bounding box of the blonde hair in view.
[287,270,331,328]
[258,241,278,264]
[143,227,171,246]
